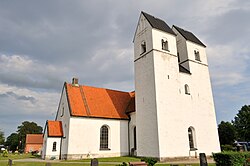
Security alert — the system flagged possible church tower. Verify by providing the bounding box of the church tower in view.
[133,12,220,160]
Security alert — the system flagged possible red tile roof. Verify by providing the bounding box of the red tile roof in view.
[26,134,43,144]
[47,121,63,137]
[126,91,135,113]
[65,83,135,119]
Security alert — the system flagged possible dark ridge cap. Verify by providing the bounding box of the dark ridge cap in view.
[141,11,176,36]
[179,64,191,74]
[173,25,206,47]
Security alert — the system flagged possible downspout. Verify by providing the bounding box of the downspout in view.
[128,115,131,156]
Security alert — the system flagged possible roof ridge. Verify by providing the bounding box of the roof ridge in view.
[141,11,176,36]
[173,25,206,47]
[66,82,130,94]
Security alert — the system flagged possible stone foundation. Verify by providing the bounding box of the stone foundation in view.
[44,155,60,160]
[159,155,213,162]
[60,152,129,160]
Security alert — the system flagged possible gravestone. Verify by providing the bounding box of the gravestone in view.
[8,159,12,166]
[199,153,208,166]
[91,158,99,166]
[8,159,13,166]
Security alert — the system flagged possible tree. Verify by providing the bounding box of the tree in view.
[218,121,236,145]
[4,133,19,152]
[17,121,43,150]
[0,129,4,144]
[233,105,250,141]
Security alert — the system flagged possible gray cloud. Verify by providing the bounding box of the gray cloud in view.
[0,0,249,137]
[0,91,36,104]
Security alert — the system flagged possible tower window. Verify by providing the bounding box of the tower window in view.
[100,125,110,150]
[185,84,190,95]
[188,127,197,150]
[141,41,146,54]
[52,142,57,151]
[133,127,137,150]
[194,50,200,61]
[162,39,169,51]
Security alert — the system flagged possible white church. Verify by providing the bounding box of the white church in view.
[42,11,221,161]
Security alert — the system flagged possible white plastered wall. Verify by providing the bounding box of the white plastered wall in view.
[129,112,136,153]
[134,14,160,158]
[55,85,71,158]
[43,137,61,159]
[41,129,47,159]
[134,13,220,159]
[179,41,220,155]
[66,117,129,159]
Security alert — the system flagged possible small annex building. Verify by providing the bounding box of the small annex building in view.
[25,134,43,153]
[42,11,220,160]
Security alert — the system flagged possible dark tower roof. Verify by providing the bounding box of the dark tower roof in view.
[173,25,206,47]
[179,65,191,74]
[142,11,176,36]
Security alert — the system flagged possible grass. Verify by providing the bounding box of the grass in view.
[0,153,39,160]
[66,156,141,162]
[0,162,216,166]
[0,154,216,166]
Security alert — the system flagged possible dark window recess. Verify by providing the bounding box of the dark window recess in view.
[141,41,146,54]
[52,142,57,151]
[162,39,169,51]
[133,127,137,150]
[188,127,196,149]
[100,125,109,150]
[194,50,200,61]
[185,84,190,95]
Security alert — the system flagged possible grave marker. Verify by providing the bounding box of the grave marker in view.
[199,153,208,166]
[91,158,99,166]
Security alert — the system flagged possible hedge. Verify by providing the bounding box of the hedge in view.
[213,151,250,166]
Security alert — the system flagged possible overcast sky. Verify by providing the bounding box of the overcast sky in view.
[0,0,250,138]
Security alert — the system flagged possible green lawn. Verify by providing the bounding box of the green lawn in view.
[0,162,216,166]
[66,156,141,162]
[0,154,216,166]
[0,153,38,160]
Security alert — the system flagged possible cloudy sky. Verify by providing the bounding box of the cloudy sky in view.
[0,0,249,138]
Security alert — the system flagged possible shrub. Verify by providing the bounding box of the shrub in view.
[221,144,236,151]
[2,149,8,157]
[141,157,157,166]
[116,162,128,166]
[213,151,249,166]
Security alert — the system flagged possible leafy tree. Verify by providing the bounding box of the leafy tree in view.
[218,121,236,145]
[4,133,19,152]
[233,105,250,141]
[17,121,43,150]
[0,129,4,144]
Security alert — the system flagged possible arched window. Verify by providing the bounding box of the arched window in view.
[133,127,137,150]
[100,125,109,150]
[52,142,57,151]
[162,39,169,51]
[188,127,196,150]
[185,84,190,95]
[141,41,146,54]
[194,50,200,61]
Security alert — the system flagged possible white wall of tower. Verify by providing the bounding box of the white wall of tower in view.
[134,12,220,159]
[134,14,160,158]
